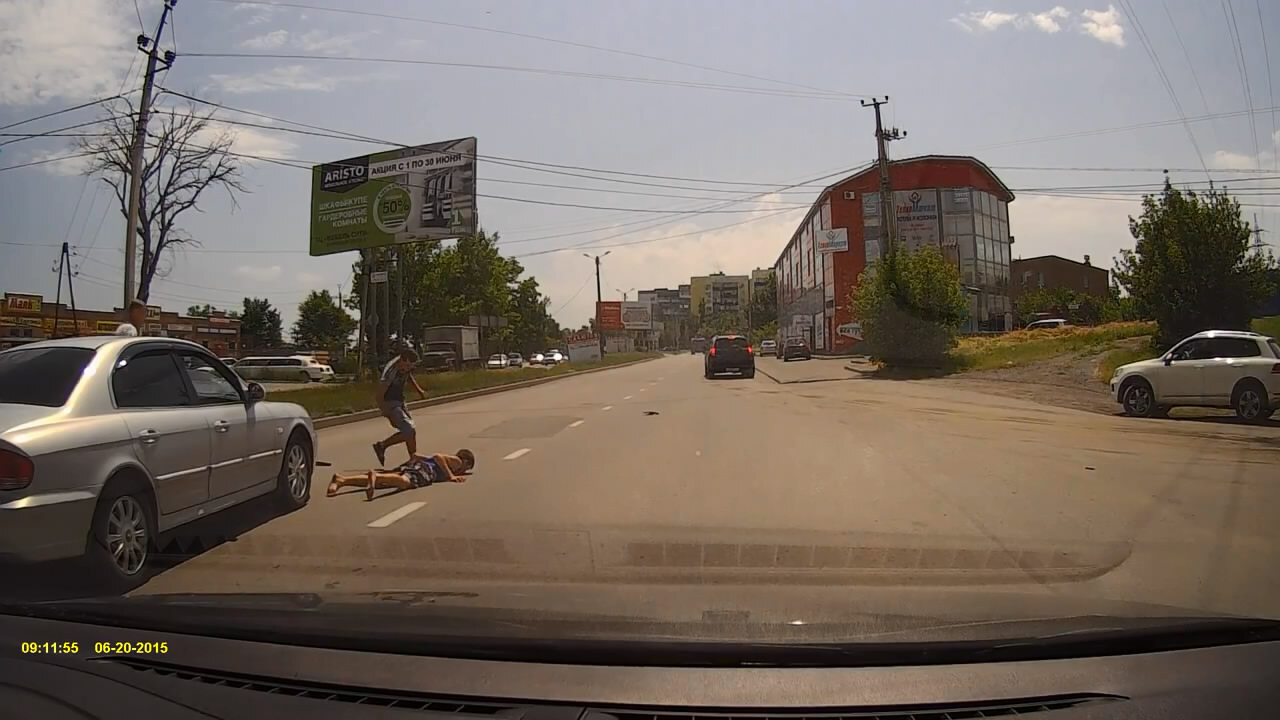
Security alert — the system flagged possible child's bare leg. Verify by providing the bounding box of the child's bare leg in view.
[327,471,370,497]
[374,471,414,491]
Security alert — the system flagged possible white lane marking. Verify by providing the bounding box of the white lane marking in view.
[623,395,633,400]
[659,377,665,381]
[602,405,613,411]
[367,501,426,528]
[695,451,702,456]
[639,388,647,392]
[504,448,532,460]
[568,420,585,428]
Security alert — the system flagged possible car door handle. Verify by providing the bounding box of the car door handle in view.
[138,429,160,445]
[213,420,230,433]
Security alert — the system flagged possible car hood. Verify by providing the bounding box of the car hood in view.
[1118,358,1167,373]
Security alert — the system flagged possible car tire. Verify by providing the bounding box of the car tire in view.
[744,369,755,379]
[1120,377,1158,418]
[297,371,310,383]
[1232,379,1271,423]
[275,431,313,511]
[87,475,156,592]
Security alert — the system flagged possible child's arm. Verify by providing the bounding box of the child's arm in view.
[431,454,467,483]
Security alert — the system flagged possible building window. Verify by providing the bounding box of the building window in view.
[1037,272,1045,288]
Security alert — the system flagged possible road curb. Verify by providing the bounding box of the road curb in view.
[312,357,658,430]
[753,363,784,384]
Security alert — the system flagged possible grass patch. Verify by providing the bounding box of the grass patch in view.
[949,321,1156,372]
[1096,346,1158,382]
[272,352,658,419]
[1252,315,1280,338]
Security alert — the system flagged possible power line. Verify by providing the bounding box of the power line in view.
[1117,0,1211,178]
[976,104,1280,151]
[0,93,126,131]
[179,51,860,101]
[131,0,146,33]
[1223,0,1262,165]
[1257,0,1277,170]
[1162,0,1221,149]
[200,0,864,98]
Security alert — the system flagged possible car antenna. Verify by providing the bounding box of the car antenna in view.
[50,241,81,339]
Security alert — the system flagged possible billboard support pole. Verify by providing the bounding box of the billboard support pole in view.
[379,250,391,367]
[358,249,372,379]
[394,247,404,348]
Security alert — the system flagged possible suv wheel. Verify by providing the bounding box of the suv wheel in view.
[1233,379,1271,423]
[88,480,156,591]
[1121,378,1158,418]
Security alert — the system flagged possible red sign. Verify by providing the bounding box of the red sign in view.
[596,301,623,331]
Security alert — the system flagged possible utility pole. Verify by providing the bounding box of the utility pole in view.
[123,0,177,307]
[584,251,610,355]
[860,96,906,261]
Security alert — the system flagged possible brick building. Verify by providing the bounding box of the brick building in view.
[1009,255,1110,302]
[0,291,241,354]
[774,155,1015,354]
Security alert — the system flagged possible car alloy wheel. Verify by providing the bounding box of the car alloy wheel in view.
[105,495,149,577]
[286,443,310,500]
[1236,386,1265,421]
[1124,383,1154,417]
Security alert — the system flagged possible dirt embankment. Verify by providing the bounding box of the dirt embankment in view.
[923,336,1150,416]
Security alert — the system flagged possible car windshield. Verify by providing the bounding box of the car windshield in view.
[8,3,1280,666]
[0,347,96,407]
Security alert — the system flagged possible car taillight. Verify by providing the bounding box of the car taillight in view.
[1272,363,1280,374]
[0,450,34,491]
[747,345,753,354]
[709,347,717,356]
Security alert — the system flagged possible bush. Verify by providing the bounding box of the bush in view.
[851,244,969,367]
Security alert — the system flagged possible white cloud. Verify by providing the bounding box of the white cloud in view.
[233,1,280,26]
[1007,193,1137,271]
[208,65,339,93]
[0,0,135,105]
[1208,130,1280,171]
[951,8,1068,34]
[28,148,95,176]
[235,265,284,282]
[241,29,289,49]
[206,121,298,161]
[294,29,373,54]
[1028,7,1070,33]
[1080,5,1126,47]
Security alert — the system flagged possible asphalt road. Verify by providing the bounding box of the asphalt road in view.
[15,353,1280,619]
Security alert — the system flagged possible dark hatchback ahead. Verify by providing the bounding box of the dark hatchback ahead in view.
[704,335,755,379]
[781,336,812,361]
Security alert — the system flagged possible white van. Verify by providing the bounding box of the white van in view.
[233,355,334,383]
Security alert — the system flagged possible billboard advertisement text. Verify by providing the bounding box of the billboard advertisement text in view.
[310,137,477,257]
[596,301,623,331]
[621,301,652,330]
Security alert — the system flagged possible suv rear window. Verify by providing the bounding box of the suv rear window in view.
[786,337,806,346]
[1270,339,1280,358]
[0,347,96,407]
[715,337,748,349]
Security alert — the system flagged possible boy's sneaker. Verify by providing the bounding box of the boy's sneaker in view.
[372,442,386,467]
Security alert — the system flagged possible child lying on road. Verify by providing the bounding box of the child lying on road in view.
[326,449,476,501]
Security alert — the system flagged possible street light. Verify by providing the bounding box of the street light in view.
[617,287,635,301]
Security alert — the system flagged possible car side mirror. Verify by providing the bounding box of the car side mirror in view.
[246,382,266,403]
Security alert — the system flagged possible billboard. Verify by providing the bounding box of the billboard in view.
[566,332,601,363]
[310,136,477,257]
[596,301,623,331]
[817,227,849,253]
[621,301,652,330]
[894,189,941,252]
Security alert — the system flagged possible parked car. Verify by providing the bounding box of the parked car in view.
[507,353,523,367]
[232,355,334,383]
[220,357,237,367]
[781,337,812,361]
[486,353,509,370]
[0,336,317,588]
[690,337,708,354]
[1111,330,1280,422]
[1026,318,1069,330]
[759,339,777,356]
[704,335,755,379]
[542,349,564,366]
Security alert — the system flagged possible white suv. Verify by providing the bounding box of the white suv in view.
[1111,330,1280,422]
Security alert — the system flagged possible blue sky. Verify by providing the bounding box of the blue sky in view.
[1,0,1277,331]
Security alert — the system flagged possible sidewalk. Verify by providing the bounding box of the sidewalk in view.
[756,356,871,384]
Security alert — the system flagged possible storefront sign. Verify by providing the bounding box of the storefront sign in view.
[95,321,119,333]
[894,189,941,253]
[146,305,162,319]
[167,323,193,332]
[817,227,849,253]
[0,316,43,329]
[836,322,863,340]
[4,293,43,315]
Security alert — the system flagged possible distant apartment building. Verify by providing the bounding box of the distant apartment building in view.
[690,273,750,318]
[750,268,775,301]
[1010,255,1110,302]
[637,285,692,348]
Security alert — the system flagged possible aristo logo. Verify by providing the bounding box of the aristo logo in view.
[319,157,370,193]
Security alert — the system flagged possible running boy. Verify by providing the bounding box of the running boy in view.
[373,348,427,466]
[327,449,476,501]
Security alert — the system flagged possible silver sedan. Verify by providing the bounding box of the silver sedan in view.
[0,335,317,589]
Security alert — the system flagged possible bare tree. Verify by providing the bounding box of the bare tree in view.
[78,99,247,303]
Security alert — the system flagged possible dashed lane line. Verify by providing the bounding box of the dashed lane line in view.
[623,395,633,400]
[504,448,532,460]
[367,501,426,528]
[602,405,613,411]
[568,420,585,428]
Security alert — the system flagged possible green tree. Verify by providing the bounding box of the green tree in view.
[186,303,238,318]
[749,273,777,331]
[1114,179,1277,348]
[239,297,283,349]
[292,290,357,350]
[851,244,969,366]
